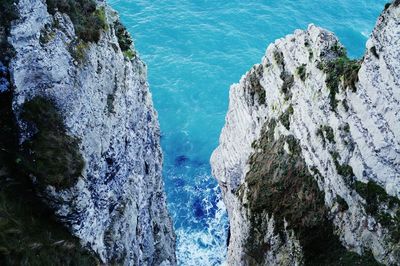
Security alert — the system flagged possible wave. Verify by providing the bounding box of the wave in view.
[166,171,228,266]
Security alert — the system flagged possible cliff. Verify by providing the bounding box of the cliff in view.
[0,0,175,264]
[212,1,400,265]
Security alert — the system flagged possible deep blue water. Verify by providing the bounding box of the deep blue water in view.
[108,1,387,265]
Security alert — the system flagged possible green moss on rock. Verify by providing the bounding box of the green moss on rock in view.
[19,96,85,190]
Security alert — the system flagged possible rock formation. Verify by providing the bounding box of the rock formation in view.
[1,0,176,264]
[212,2,400,265]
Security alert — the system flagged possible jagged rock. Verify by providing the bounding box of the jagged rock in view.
[212,2,400,265]
[6,0,176,264]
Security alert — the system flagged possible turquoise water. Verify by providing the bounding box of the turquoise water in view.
[108,1,387,265]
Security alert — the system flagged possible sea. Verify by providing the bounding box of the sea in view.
[108,1,387,265]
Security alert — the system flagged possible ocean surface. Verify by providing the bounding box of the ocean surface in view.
[108,1,387,265]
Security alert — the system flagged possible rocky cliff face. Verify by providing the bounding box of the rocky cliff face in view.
[212,2,400,265]
[2,0,176,264]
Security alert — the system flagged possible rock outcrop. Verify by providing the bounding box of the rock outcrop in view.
[1,0,176,264]
[212,2,400,265]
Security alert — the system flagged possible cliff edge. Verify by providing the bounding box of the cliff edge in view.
[1,0,176,264]
[212,2,400,265]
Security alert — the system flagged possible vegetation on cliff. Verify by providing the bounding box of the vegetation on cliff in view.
[238,119,381,265]
[318,44,361,111]
[355,180,400,242]
[246,65,266,105]
[0,91,97,264]
[46,0,107,43]
[19,96,85,190]
[0,0,18,30]
[0,0,18,63]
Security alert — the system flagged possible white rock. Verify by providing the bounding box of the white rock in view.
[212,3,400,265]
[9,0,176,264]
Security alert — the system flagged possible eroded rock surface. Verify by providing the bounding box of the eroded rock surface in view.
[212,2,400,265]
[4,0,176,264]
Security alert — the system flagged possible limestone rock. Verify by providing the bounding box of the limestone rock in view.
[212,2,400,265]
[8,0,176,264]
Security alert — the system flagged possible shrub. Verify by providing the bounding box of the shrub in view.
[19,96,84,190]
[336,195,349,211]
[0,176,98,265]
[246,65,265,105]
[39,23,57,45]
[0,174,98,264]
[331,43,346,57]
[280,71,294,100]
[286,135,301,155]
[69,40,89,63]
[316,125,335,146]
[342,99,349,112]
[322,55,361,111]
[279,105,294,130]
[355,180,400,242]
[330,151,354,187]
[323,125,335,143]
[355,180,400,216]
[114,20,132,52]
[114,20,136,59]
[342,60,361,92]
[46,0,108,43]
[123,49,136,60]
[273,50,284,66]
[297,64,307,81]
